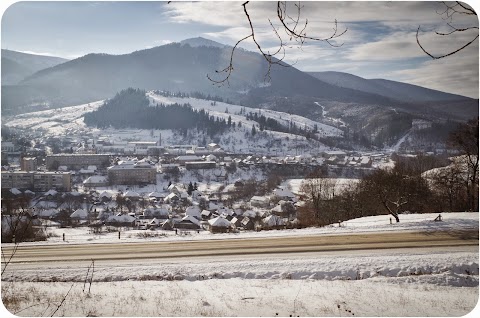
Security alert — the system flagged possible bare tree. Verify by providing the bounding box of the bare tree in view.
[417,1,478,59]
[298,170,337,226]
[430,162,466,211]
[448,118,479,211]
[207,1,346,85]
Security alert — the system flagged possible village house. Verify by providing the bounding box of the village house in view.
[262,214,285,230]
[83,175,109,188]
[250,195,270,208]
[273,187,296,201]
[185,161,216,170]
[185,205,202,219]
[208,216,231,233]
[176,155,203,165]
[174,215,201,230]
[241,216,255,230]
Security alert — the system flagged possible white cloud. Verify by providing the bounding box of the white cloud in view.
[17,50,62,57]
[348,28,479,61]
[391,43,479,98]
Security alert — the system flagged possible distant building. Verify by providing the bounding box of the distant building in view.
[107,161,156,185]
[207,143,221,151]
[1,141,16,153]
[46,154,111,170]
[21,157,38,172]
[1,171,72,192]
[83,175,109,188]
[176,155,203,165]
[185,161,216,170]
[412,119,432,131]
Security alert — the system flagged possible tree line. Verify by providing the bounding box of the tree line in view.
[298,118,479,226]
[84,88,229,137]
[245,111,317,140]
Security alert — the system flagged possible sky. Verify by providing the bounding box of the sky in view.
[1,0,479,98]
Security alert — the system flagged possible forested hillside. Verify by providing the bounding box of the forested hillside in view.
[84,88,228,136]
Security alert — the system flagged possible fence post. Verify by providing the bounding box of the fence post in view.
[63,233,65,242]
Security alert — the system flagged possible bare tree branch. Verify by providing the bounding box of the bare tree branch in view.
[207,1,347,86]
[417,25,479,60]
[418,1,478,59]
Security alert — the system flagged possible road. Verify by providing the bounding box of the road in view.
[2,230,478,264]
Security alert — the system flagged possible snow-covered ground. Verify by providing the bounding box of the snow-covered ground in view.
[5,212,478,246]
[3,278,477,317]
[4,94,345,155]
[2,212,478,316]
[284,178,360,195]
[148,93,343,138]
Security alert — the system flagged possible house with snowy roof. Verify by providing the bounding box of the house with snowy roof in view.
[83,175,108,188]
[241,216,255,230]
[207,216,231,233]
[124,191,141,199]
[44,189,58,197]
[271,201,296,219]
[70,209,89,225]
[262,214,285,230]
[174,215,201,230]
[105,214,136,226]
[273,187,295,201]
[33,208,59,219]
[185,205,201,219]
[148,191,167,202]
[230,217,241,228]
[201,209,212,220]
[99,191,113,201]
[164,192,179,204]
[250,195,270,208]
[143,207,169,219]
[160,219,174,231]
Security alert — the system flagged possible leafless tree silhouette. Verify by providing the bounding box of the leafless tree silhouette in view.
[207,1,347,86]
[417,1,478,59]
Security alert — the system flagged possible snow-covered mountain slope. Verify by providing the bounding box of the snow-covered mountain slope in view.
[4,101,104,136]
[147,92,343,138]
[4,94,343,155]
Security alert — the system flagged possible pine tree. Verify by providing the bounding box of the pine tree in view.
[187,182,194,195]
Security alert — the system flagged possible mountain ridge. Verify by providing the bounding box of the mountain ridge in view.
[1,49,68,85]
[1,39,477,123]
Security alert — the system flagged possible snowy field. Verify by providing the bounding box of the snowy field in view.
[2,212,478,316]
[8,212,477,246]
[2,278,478,317]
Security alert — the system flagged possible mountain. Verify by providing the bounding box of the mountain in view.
[1,49,68,85]
[308,71,478,121]
[1,39,477,126]
[308,71,469,103]
[179,37,227,49]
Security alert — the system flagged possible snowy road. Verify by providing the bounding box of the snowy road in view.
[3,229,477,264]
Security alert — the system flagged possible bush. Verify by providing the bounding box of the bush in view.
[1,216,46,243]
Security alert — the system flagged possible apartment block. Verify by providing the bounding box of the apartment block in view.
[46,154,111,170]
[21,157,38,172]
[107,161,156,185]
[1,171,72,192]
